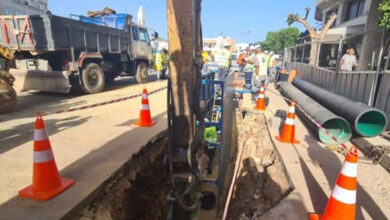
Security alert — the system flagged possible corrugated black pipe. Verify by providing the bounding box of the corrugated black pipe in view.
[280,82,352,144]
[293,78,388,137]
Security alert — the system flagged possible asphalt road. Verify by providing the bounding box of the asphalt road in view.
[0,73,168,208]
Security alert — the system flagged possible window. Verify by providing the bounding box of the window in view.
[39,2,47,10]
[138,28,149,42]
[346,0,365,21]
[132,26,139,41]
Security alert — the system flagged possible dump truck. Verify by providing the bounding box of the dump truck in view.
[0,12,156,97]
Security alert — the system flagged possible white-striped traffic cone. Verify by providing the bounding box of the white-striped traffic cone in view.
[254,84,266,110]
[276,101,300,144]
[309,146,358,220]
[19,115,74,201]
[133,88,156,127]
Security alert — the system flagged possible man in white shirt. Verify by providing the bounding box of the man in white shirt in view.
[340,47,360,71]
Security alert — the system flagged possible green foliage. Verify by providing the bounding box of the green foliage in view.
[379,0,390,31]
[287,14,297,26]
[260,27,300,52]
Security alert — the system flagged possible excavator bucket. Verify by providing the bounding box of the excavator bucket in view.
[0,77,17,113]
[11,69,71,93]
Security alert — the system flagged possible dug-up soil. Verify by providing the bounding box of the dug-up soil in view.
[227,112,292,219]
[74,131,170,220]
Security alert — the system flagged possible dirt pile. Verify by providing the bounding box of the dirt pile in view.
[75,131,169,220]
[227,112,291,219]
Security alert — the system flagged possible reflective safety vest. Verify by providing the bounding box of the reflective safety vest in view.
[257,53,268,76]
[213,49,231,68]
[244,54,256,72]
[155,52,163,71]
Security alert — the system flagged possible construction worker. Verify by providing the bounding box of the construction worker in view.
[161,48,169,79]
[205,51,215,64]
[267,51,276,85]
[202,50,208,63]
[213,43,232,80]
[253,45,267,91]
[155,49,163,79]
[243,45,256,88]
[236,49,247,74]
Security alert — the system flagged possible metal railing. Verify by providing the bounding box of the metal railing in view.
[287,62,390,130]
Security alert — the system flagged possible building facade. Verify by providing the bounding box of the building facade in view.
[315,0,371,35]
[312,0,384,70]
[203,36,236,53]
[0,0,48,15]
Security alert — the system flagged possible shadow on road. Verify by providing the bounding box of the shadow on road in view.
[305,136,387,220]
[0,74,164,123]
[0,111,167,219]
[0,116,92,154]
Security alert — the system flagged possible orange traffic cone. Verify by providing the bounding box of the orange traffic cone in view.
[276,101,300,144]
[19,115,74,201]
[254,84,266,110]
[309,146,358,220]
[280,67,287,74]
[133,88,156,127]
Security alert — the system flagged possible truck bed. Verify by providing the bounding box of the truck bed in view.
[0,14,129,53]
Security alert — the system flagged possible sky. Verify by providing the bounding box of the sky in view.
[49,0,319,43]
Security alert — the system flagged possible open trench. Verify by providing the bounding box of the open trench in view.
[72,102,293,220]
[226,107,293,219]
[73,131,170,220]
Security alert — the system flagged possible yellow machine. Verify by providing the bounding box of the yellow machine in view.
[0,44,17,113]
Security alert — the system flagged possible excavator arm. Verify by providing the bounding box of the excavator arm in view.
[166,0,207,219]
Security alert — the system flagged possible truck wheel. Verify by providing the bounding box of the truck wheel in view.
[0,78,17,114]
[81,63,105,94]
[135,62,149,83]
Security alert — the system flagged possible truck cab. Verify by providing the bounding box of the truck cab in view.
[130,23,153,65]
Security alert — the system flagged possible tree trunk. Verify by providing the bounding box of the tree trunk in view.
[309,40,319,65]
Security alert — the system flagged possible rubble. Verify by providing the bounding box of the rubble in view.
[227,110,291,219]
[74,132,169,220]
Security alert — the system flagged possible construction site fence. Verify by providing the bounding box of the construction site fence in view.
[286,62,390,130]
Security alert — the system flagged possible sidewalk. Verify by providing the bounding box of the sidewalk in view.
[243,84,390,219]
[0,82,168,219]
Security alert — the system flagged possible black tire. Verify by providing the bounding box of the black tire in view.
[135,62,148,83]
[81,63,105,94]
[0,79,17,114]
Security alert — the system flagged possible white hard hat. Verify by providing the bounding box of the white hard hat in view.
[223,42,231,47]
[249,45,255,50]
[254,45,261,50]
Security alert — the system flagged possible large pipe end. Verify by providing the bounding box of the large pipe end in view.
[355,109,388,137]
[319,118,352,144]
